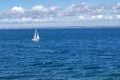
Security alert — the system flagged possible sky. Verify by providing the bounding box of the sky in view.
[0,0,120,28]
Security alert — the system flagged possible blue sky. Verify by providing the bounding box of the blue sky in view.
[0,0,120,28]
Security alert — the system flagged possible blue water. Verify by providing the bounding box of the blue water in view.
[0,28,120,80]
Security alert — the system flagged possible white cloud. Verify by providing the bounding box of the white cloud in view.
[0,3,119,24]
[92,8,105,14]
[49,6,60,12]
[21,17,32,22]
[33,5,45,11]
[78,15,86,20]
[90,15,114,21]
[91,4,108,14]
[0,18,9,22]
[64,3,109,16]
[65,3,91,15]
[116,15,120,19]
[112,3,120,13]
[31,5,61,16]
[11,6,25,13]
[97,15,104,19]
[91,15,104,20]
[50,6,59,11]
[104,16,113,20]
[0,17,56,23]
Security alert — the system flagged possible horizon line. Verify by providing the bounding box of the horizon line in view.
[0,26,120,29]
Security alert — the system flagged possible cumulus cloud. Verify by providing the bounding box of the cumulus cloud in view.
[65,3,91,16]
[11,6,25,13]
[90,15,114,21]
[91,15,104,20]
[112,3,120,13]
[49,6,61,14]
[116,15,120,19]
[49,6,60,11]
[78,15,86,20]
[29,5,61,17]
[0,17,55,23]
[92,7,105,14]
[32,5,48,12]
[104,16,113,20]
[64,3,108,16]
[92,8,104,14]
[0,3,119,23]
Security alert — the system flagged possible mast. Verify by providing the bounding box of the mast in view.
[33,29,37,39]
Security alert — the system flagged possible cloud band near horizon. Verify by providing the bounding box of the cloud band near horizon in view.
[0,2,120,28]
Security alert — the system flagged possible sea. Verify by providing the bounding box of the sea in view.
[0,28,120,80]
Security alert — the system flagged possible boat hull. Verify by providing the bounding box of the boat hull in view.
[32,38,39,41]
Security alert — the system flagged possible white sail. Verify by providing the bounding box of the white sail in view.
[33,29,37,38]
[36,32,39,39]
[32,29,40,41]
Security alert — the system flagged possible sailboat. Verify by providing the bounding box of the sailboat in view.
[32,29,40,41]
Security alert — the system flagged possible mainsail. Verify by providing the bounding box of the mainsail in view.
[32,29,40,41]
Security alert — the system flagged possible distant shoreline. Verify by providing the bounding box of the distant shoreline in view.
[0,26,120,29]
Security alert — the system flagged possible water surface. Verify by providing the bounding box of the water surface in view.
[0,28,120,80]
